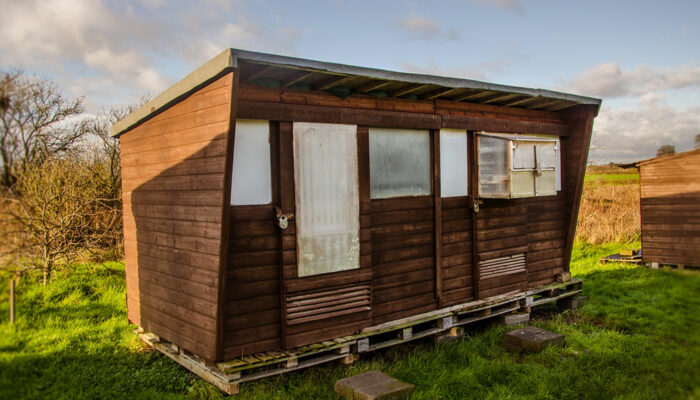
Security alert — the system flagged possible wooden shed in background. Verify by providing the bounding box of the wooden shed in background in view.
[110,49,600,393]
[637,148,700,267]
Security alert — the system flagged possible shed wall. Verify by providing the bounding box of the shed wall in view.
[640,151,700,266]
[221,85,585,357]
[121,73,233,360]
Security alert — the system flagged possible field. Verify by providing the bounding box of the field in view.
[1,172,698,399]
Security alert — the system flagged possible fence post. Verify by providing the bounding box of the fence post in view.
[9,279,14,324]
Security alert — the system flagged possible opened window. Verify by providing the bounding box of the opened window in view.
[477,133,560,198]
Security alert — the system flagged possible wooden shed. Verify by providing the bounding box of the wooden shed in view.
[637,148,700,268]
[111,49,600,393]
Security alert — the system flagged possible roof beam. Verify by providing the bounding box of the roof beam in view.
[282,71,315,88]
[421,87,461,100]
[244,65,275,83]
[391,84,428,97]
[480,93,521,105]
[317,75,356,90]
[356,80,392,93]
[546,101,576,111]
[454,90,496,102]
[502,96,542,107]
[526,99,564,110]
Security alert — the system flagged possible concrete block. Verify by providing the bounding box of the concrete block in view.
[651,262,660,269]
[357,338,370,353]
[559,295,588,310]
[434,326,464,345]
[335,370,415,400]
[555,272,572,282]
[503,326,565,353]
[501,312,530,326]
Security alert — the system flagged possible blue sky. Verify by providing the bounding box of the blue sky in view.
[1,0,698,162]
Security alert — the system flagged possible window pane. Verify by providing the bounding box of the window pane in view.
[230,120,271,205]
[440,129,468,197]
[512,141,536,170]
[535,141,557,169]
[478,136,510,198]
[294,122,360,277]
[369,128,431,199]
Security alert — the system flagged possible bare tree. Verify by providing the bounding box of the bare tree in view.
[2,155,121,284]
[0,70,86,186]
[656,145,675,157]
[695,134,700,149]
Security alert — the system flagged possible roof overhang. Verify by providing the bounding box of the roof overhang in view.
[110,48,603,137]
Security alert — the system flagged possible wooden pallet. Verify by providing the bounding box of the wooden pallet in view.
[137,278,582,395]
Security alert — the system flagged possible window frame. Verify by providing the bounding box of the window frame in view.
[476,132,561,199]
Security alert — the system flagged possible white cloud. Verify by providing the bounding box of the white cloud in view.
[565,62,700,98]
[472,0,524,14]
[396,13,459,41]
[590,94,700,163]
[0,0,302,109]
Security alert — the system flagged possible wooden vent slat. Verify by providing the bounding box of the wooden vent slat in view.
[287,283,370,326]
[479,253,526,279]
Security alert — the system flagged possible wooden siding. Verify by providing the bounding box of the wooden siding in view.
[440,196,474,306]
[223,205,282,359]
[476,199,528,298]
[526,194,567,286]
[120,72,233,361]
[371,196,437,324]
[640,151,700,266]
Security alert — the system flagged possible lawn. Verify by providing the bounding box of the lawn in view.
[1,241,699,399]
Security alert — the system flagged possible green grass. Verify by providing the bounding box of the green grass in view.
[583,173,640,184]
[1,243,699,399]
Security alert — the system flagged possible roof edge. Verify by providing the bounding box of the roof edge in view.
[110,48,603,137]
[636,147,700,167]
[230,48,602,107]
[109,49,235,137]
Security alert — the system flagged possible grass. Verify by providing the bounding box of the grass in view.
[1,242,699,399]
[576,171,640,244]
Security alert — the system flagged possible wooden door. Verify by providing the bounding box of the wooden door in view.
[277,122,372,349]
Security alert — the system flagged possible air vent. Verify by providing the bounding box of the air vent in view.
[479,253,526,279]
[286,283,370,326]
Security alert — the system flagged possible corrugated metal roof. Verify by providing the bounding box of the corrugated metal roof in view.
[110,48,602,137]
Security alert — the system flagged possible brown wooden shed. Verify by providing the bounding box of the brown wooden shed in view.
[637,148,700,267]
[111,49,600,393]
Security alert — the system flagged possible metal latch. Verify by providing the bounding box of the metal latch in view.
[275,207,293,230]
[278,215,288,230]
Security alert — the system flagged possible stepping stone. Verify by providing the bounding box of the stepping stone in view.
[503,326,565,353]
[335,370,415,400]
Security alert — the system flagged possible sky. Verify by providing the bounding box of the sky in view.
[1,0,698,163]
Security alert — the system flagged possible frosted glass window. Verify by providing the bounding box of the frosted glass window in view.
[440,129,468,197]
[293,122,360,277]
[478,136,510,198]
[369,128,431,199]
[230,120,271,205]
